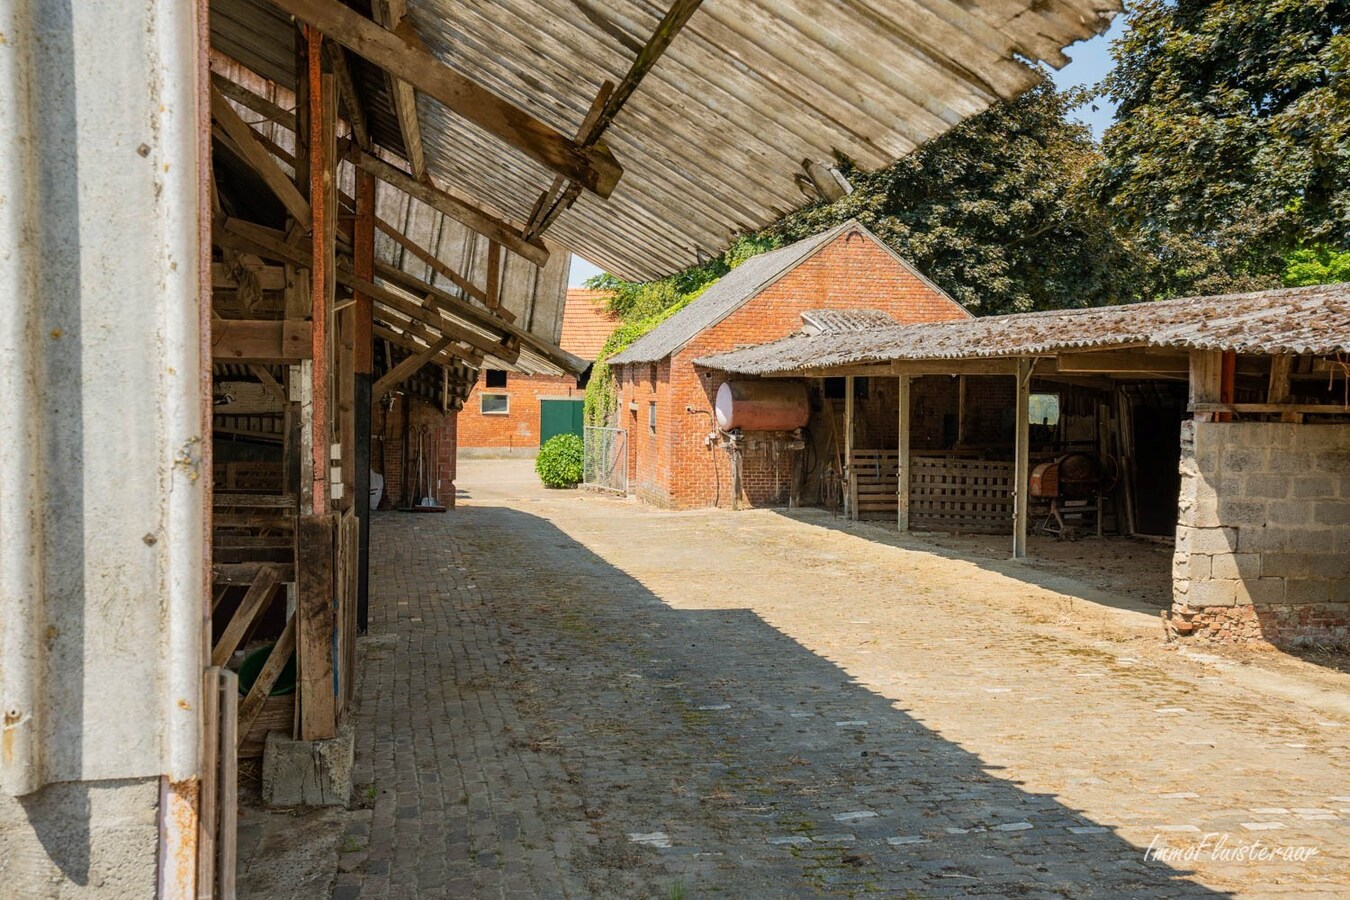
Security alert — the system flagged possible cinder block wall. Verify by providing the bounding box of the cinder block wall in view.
[1171,420,1350,647]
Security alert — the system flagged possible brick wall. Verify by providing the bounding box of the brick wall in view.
[459,371,584,456]
[374,396,458,509]
[619,227,970,510]
[1170,421,1350,648]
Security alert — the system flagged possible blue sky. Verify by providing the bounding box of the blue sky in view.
[567,15,1125,288]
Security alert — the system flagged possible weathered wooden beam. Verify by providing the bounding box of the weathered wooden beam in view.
[896,375,911,533]
[1012,359,1031,559]
[1191,401,1349,416]
[372,323,459,368]
[212,319,312,362]
[1057,350,1189,375]
[372,0,426,180]
[296,515,336,741]
[345,272,508,361]
[349,148,548,266]
[325,42,370,151]
[268,0,622,196]
[1189,350,1223,423]
[212,565,282,667]
[1267,354,1302,423]
[237,614,296,747]
[373,215,500,313]
[308,26,335,515]
[590,0,704,143]
[210,85,312,229]
[212,261,287,292]
[372,335,453,398]
[844,375,855,521]
[484,241,502,313]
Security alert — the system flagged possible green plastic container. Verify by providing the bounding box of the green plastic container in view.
[237,641,297,696]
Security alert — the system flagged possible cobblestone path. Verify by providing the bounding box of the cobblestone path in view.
[330,461,1348,898]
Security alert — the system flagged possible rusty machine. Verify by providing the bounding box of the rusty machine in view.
[1030,451,1116,539]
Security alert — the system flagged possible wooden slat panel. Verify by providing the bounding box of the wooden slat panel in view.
[238,614,296,747]
[848,451,1013,533]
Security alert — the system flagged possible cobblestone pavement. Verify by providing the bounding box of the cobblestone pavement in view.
[327,460,1348,898]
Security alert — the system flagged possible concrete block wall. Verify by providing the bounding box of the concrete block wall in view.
[458,371,584,455]
[1171,420,1350,647]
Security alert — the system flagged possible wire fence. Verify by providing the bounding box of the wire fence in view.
[583,426,628,494]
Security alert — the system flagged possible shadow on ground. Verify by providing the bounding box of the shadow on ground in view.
[341,505,1229,898]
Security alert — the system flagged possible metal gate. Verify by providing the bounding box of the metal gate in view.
[583,426,628,494]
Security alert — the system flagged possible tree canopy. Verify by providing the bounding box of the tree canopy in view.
[1091,0,1350,295]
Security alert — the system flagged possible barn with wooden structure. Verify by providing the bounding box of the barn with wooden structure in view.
[0,0,1120,895]
[697,285,1350,647]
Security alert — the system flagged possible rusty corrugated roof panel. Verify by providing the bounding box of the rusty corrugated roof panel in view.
[209,0,1120,282]
[695,284,1350,373]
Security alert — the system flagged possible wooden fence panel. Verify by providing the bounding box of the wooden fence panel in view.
[848,450,1014,533]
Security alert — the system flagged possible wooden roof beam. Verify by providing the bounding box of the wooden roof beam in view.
[371,0,426,181]
[210,85,312,229]
[267,0,622,197]
[325,43,371,151]
[523,0,704,240]
[349,147,548,267]
[372,334,453,398]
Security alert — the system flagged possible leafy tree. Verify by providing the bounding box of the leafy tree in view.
[1284,245,1350,287]
[769,82,1143,314]
[1091,0,1350,294]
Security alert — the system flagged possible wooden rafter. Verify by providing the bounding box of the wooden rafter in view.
[371,0,426,181]
[266,0,622,196]
[372,215,493,310]
[524,0,704,240]
[372,335,453,398]
[325,42,370,151]
[349,148,548,266]
[210,85,312,229]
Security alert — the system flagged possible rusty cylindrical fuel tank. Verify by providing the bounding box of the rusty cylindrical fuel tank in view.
[714,380,810,431]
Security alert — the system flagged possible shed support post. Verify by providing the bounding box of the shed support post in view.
[353,169,374,632]
[1012,359,1031,559]
[844,375,855,520]
[1189,350,1222,423]
[897,375,911,532]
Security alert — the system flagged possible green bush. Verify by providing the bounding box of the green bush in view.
[535,433,584,488]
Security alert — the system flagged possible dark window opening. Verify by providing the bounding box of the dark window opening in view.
[485,369,507,388]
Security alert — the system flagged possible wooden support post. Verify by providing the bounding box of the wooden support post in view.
[897,375,911,533]
[296,515,337,741]
[354,169,375,633]
[1217,350,1236,423]
[217,669,238,900]
[1268,354,1302,423]
[1012,359,1031,559]
[956,375,967,446]
[307,25,330,513]
[1189,349,1223,422]
[844,375,856,521]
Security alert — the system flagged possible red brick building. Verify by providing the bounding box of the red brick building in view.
[458,288,617,456]
[606,221,970,509]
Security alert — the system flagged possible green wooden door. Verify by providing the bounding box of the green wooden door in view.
[539,399,584,445]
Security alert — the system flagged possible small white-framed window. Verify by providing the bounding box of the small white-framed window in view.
[648,401,657,433]
[481,393,509,415]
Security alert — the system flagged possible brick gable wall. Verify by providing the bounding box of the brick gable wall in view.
[459,372,585,454]
[618,228,971,509]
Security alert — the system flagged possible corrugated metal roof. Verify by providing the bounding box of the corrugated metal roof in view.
[608,220,859,365]
[559,289,619,360]
[800,309,900,335]
[209,0,1120,281]
[694,284,1350,373]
